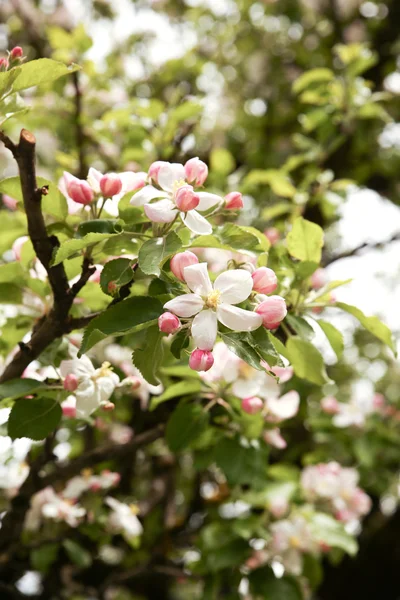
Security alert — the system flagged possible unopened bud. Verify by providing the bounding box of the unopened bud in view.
[310,268,327,290]
[241,396,264,414]
[321,396,339,414]
[62,404,77,418]
[184,157,208,186]
[67,179,94,205]
[225,191,243,210]
[255,296,287,329]
[10,46,24,59]
[158,312,181,334]
[102,402,115,412]
[189,348,214,372]
[148,161,168,183]
[264,227,280,245]
[63,374,79,392]
[0,58,8,71]
[2,194,18,211]
[100,173,123,198]
[174,185,200,211]
[251,267,278,295]
[170,251,199,281]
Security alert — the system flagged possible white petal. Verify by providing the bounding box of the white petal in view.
[182,210,212,235]
[217,304,262,331]
[232,378,263,399]
[183,263,213,296]
[87,167,103,193]
[60,355,94,379]
[96,376,118,404]
[164,294,204,317]
[191,310,218,350]
[75,380,101,418]
[120,171,147,193]
[214,269,253,304]
[130,185,168,206]
[268,391,300,421]
[144,199,177,223]
[158,163,185,192]
[196,192,223,212]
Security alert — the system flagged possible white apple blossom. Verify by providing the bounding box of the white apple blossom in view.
[62,469,120,500]
[41,492,86,527]
[332,396,376,428]
[130,162,222,235]
[164,263,262,350]
[105,497,143,539]
[269,515,319,575]
[59,355,119,419]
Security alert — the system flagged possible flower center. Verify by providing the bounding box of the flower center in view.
[129,503,140,515]
[92,361,114,381]
[205,290,221,309]
[289,535,301,549]
[172,179,187,194]
[238,362,254,379]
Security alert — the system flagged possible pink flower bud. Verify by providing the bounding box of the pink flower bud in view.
[0,58,8,71]
[12,236,29,261]
[251,267,278,295]
[158,312,181,334]
[310,268,327,290]
[170,251,199,281]
[62,404,77,418]
[373,393,385,410]
[67,179,94,205]
[268,497,289,518]
[189,349,214,372]
[255,296,287,329]
[90,482,102,492]
[225,191,243,210]
[184,157,208,186]
[241,396,264,414]
[2,194,18,210]
[148,161,168,183]
[129,376,142,390]
[63,374,79,392]
[321,396,339,414]
[100,173,123,198]
[102,402,115,412]
[174,185,200,212]
[264,227,280,245]
[10,46,23,59]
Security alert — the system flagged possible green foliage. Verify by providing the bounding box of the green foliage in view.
[166,402,209,452]
[138,232,182,276]
[286,337,331,384]
[286,217,324,263]
[0,176,67,219]
[249,567,302,600]
[8,397,62,440]
[100,258,135,297]
[133,325,164,386]
[336,302,396,355]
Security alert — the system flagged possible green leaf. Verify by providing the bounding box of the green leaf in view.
[138,232,182,276]
[214,437,269,487]
[286,337,331,384]
[220,332,265,371]
[0,262,26,286]
[191,223,262,252]
[8,398,62,440]
[244,169,296,198]
[249,567,302,600]
[100,258,135,297]
[286,314,315,340]
[151,380,202,410]
[0,176,67,219]
[77,219,121,236]
[210,148,235,175]
[170,328,190,358]
[293,68,334,94]
[52,232,119,265]
[0,378,44,400]
[336,302,396,355]
[79,296,162,354]
[241,481,296,508]
[310,512,358,555]
[0,67,22,97]
[63,539,92,568]
[286,217,324,263]
[0,283,23,304]
[316,319,344,359]
[133,325,164,386]
[12,59,80,92]
[31,543,59,573]
[166,402,209,452]
[246,327,284,367]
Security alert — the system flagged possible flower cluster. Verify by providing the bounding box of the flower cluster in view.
[301,462,371,523]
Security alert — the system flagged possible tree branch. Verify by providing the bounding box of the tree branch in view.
[323,231,400,266]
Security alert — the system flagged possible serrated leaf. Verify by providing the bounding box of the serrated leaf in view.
[286,337,331,384]
[8,397,61,440]
[138,232,182,276]
[79,296,162,354]
[215,437,269,487]
[170,328,190,358]
[190,223,262,252]
[220,332,264,371]
[0,176,67,219]
[12,59,80,92]
[336,302,396,355]
[0,67,22,97]
[246,327,284,367]
[316,319,344,359]
[133,325,164,386]
[52,232,119,265]
[286,314,315,340]
[287,217,324,263]
[0,378,44,400]
[100,258,134,297]
[166,402,209,452]
[151,380,202,410]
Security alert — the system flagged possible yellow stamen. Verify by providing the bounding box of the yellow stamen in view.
[129,503,140,515]
[173,179,187,193]
[205,290,221,309]
[289,535,301,549]
[92,361,114,381]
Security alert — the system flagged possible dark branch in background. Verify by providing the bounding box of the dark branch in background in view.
[322,231,400,267]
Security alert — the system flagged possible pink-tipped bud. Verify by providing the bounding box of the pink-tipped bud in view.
[62,404,77,418]
[158,312,181,334]
[67,179,94,205]
[373,393,385,409]
[129,376,142,390]
[189,349,214,372]
[102,402,115,412]
[184,157,208,186]
[63,374,79,392]
[174,185,199,212]
[268,497,289,518]
[0,58,8,71]
[255,296,287,329]
[251,267,278,295]
[2,194,18,211]
[310,268,327,290]
[10,46,24,59]
[170,251,199,281]
[265,227,280,245]
[241,396,264,414]
[148,161,168,183]
[90,482,102,492]
[224,191,243,210]
[12,235,29,261]
[321,396,339,414]
[100,173,123,198]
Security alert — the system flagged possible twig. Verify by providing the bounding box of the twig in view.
[323,232,400,266]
